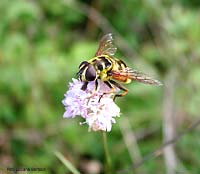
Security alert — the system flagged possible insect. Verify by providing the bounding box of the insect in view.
[77,33,162,100]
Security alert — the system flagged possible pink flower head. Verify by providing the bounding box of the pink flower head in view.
[62,78,120,132]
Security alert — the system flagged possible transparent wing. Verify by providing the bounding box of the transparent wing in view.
[112,67,162,85]
[95,33,117,56]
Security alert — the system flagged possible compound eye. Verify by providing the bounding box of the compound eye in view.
[85,65,96,81]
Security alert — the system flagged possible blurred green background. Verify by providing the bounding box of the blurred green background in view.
[0,0,200,173]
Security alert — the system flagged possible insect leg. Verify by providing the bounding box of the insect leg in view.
[98,81,116,102]
[95,80,98,91]
[81,80,98,95]
[104,81,116,93]
[109,80,128,101]
[81,82,88,91]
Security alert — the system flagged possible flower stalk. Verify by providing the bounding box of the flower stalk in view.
[102,131,112,174]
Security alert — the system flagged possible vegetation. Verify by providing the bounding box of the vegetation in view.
[0,0,200,173]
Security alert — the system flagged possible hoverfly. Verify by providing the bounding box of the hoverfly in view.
[77,33,162,100]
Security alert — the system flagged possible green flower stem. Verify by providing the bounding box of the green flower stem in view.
[102,131,112,174]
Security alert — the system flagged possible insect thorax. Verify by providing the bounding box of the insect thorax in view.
[88,55,113,81]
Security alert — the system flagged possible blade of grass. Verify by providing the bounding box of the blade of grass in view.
[54,150,81,174]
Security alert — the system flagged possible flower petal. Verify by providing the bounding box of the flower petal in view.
[62,79,120,131]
